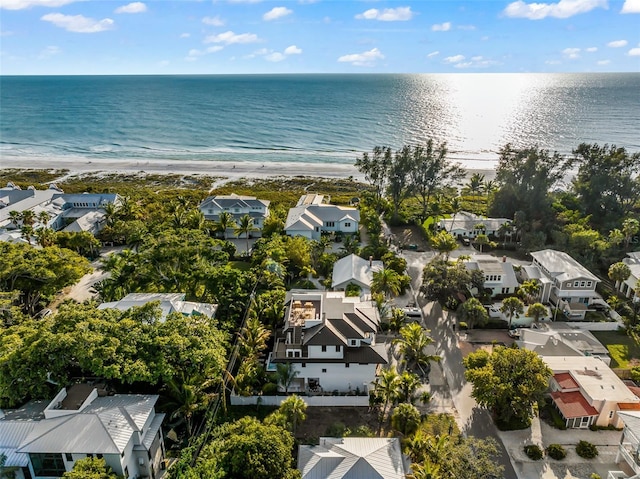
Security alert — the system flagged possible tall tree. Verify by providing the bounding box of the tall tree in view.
[371,268,403,299]
[517,279,541,305]
[215,211,236,240]
[458,298,489,330]
[464,346,552,429]
[393,323,440,374]
[500,297,524,329]
[430,230,458,260]
[609,262,631,289]
[275,394,307,435]
[234,214,258,253]
[373,366,400,428]
[526,303,548,325]
[623,218,640,249]
[466,173,485,196]
[568,144,640,231]
[275,363,299,394]
[408,141,465,221]
[387,146,413,223]
[355,146,392,203]
[62,457,118,479]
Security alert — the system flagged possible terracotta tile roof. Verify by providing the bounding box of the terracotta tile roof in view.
[619,403,640,411]
[554,373,579,390]
[627,386,640,399]
[550,391,598,419]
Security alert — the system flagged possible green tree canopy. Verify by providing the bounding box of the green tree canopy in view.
[62,457,118,479]
[458,298,489,330]
[464,346,552,429]
[421,257,485,309]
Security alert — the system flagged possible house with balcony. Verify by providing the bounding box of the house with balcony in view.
[620,252,640,301]
[98,292,217,320]
[544,355,640,429]
[331,254,383,296]
[285,194,359,240]
[437,211,511,239]
[0,384,166,479]
[463,254,519,297]
[610,411,640,479]
[267,290,387,394]
[527,249,601,320]
[198,193,270,237]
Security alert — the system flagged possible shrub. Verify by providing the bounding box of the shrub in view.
[576,440,598,459]
[524,444,544,460]
[590,474,602,479]
[326,421,346,437]
[546,444,566,460]
[261,382,278,395]
[458,321,468,330]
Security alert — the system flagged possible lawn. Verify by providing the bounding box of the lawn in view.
[592,330,640,369]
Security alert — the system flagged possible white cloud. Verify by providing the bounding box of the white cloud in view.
[0,0,78,10]
[585,46,598,52]
[185,45,224,61]
[629,46,640,56]
[41,13,114,33]
[38,45,60,58]
[431,21,451,31]
[427,51,439,58]
[114,2,146,14]
[204,30,260,45]
[503,0,607,19]
[265,52,286,62]
[597,59,611,64]
[444,54,465,63]
[453,56,500,68]
[457,24,476,30]
[562,47,581,58]
[202,15,224,26]
[180,32,190,38]
[263,6,292,21]
[454,62,473,68]
[355,6,414,21]
[338,47,384,66]
[621,0,640,13]
[545,60,562,64]
[607,39,628,47]
[284,45,302,55]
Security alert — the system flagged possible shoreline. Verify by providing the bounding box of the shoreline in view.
[1,157,498,184]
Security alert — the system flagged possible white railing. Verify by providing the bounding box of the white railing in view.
[608,472,629,479]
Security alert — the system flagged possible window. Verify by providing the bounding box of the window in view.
[609,410,615,419]
[580,281,586,287]
[125,466,129,478]
[321,345,327,352]
[587,281,592,287]
[574,282,580,287]
[345,363,350,368]
[344,222,351,228]
[65,453,73,462]
[322,368,327,373]
[30,453,67,477]
[325,221,335,227]
[350,339,357,346]
[86,454,94,458]
[294,351,301,358]
[96,454,103,459]
[302,362,306,368]
[335,345,341,352]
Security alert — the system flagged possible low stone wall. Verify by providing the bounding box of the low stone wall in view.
[570,321,623,331]
[230,394,370,407]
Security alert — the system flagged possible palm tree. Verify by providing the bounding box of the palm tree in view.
[234,214,257,253]
[276,362,299,394]
[467,173,485,196]
[20,225,34,245]
[278,394,307,435]
[430,230,458,260]
[500,297,525,329]
[447,196,462,233]
[517,279,541,304]
[164,372,215,437]
[374,366,400,430]
[475,233,489,253]
[239,315,271,359]
[20,210,35,227]
[371,268,402,299]
[8,210,21,229]
[609,262,631,290]
[35,227,56,247]
[214,211,235,240]
[396,370,421,404]
[388,308,406,334]
[483,179,497,196]
[497,222,514,242]
[623,218,640,249]
[102,202,120,228]
[393,323,440,374]
[37,210,51,227]
[458,297,489,330]
[340,235,360,256]
[526,302,548,325]
[408,460,442,479]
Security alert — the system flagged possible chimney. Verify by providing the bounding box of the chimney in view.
[369,256,373,268]
[502,256,506,263]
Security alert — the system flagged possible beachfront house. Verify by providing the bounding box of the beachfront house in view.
[620,252,640,301]
[0,384,166,479]
[527,249,601,320]
[98,292,217,320]
[610,411,640,479]
[463,254,519,297]
[198,194,270,237]
[267,290,387,394]
[50,193,121,235]
[437,211,512,239]
[544,355,640,429]
[284,194,359,240]
[331,254,383,296]
[298,437,407,479]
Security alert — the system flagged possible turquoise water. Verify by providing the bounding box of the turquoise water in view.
[1,73,638,170]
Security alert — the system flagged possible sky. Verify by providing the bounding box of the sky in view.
[1,0,639,74]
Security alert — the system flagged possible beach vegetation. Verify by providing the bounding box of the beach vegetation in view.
[464,346,552,430]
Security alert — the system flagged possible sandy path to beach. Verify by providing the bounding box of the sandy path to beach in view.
[1,157,497,184]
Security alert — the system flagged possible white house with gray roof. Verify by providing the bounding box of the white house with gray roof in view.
[267,290,387,394]
[198,193,269,237]
[298,437,407,479]
[528,249,601,320]
[437,211,511,239]
[98,292,217,320]
[331,254,383,295]
[620,251,640,301]
[463,254,519,297]
[285,194,359,240]
[0,384,165,479]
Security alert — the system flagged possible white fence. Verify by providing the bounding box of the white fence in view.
[230,394,370,407]
[569,321,624,331]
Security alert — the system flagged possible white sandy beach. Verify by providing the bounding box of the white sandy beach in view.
[1,157,497,184]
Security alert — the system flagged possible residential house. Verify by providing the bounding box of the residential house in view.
[463,254,519,297]
[331,254,383,295]
[198,194,270,237]
[0,184,59,229]
[516,323,611,365]
[544,355,640,429]
[610,411,640,479]
[285,194,359,240]
[298,437,407,479]
[0,384,166,479]
[620,252,640,301]
[527,249,601,320]
[437,211,511,239]
[98,293,217,320]
[267,290,387,393]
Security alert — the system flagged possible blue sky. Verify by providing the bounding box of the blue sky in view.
[1,0,639,74]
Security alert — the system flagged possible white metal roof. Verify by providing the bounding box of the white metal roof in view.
[332,254,383,289]
[298,437,405,479]
[98,293,216,320]
[530,249,599,283]
[0,422,36,467]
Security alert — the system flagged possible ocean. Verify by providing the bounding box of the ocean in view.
[1,73,639,171]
